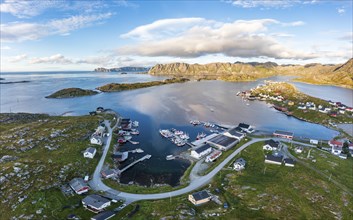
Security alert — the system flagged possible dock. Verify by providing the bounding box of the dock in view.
[216,124,233,129]
[118,154,151,174]
[190,133,219,147]
[126,148,144,153]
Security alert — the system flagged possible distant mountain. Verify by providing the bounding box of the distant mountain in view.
[148,58,353,88]
[94,67,150,72]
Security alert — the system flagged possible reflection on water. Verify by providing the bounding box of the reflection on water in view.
[0,72,345,186]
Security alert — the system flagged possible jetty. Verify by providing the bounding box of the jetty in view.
[117,154,151,175]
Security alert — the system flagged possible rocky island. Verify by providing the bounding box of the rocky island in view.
[96,77,189,92]
[46,88,98,99]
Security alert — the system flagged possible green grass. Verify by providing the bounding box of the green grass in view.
[111,142,353,219]
[0,113,109,219]
[200,138,252,175]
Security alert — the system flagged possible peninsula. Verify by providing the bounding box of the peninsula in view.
[96,77,189,92]
[46,88,98,98]
[94,67,150,72]
[147,58,353,89]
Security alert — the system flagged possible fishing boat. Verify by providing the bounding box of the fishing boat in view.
[236,91,241,96]
[196,132,206,140]
[190,120,201,125]
[159,129,173,138]
[128,140,140,145]
[166,155,175,160]
[124,135,132,140]
[174,130,184,135]
[179,133,190,140]
[118,138,126,144]
[130,129,139,135]
[132,121,139,127]
[135,148,144,153]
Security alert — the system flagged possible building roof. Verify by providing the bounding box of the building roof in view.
[329,140,343,147]
[265,154,283,163]
[235,158,246,165]
[85,147,96,154]
[264,139,280,148]
[112,152,129,161]
[82,195,110,209]
[91,211,115,220]
[208,135,238,147]
[194,144,212,154]
[101,169,115,176]
[284,158,295,165]
[227,128,244,138]
[273,130,294,136]
[69,178,88,192]
[238,123,250,129]
[191,190,210,201]
[234,126,244,133]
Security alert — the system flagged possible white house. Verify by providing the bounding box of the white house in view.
[83,147,97,159]
[265,155,283,165]
[238,123,255,133]
[329,140,343,155]
[295,147,303,154]
[82,194,111,213]
[191,144,213,159]
[263,139,280,151]
[90,135,102,145]
[310,139,319,145]
[298,105,306,110]
[69,178,90,195]
[284,158,295,167]
[233,158,246,171]
[339,153,348,160]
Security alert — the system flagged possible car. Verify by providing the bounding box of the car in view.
[223,202,229,209]
[114,203,127,212]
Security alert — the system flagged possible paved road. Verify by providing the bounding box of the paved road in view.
[90,136,271,204]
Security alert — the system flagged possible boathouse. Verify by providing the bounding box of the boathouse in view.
[191,144,213,159]
[207,134,239,151]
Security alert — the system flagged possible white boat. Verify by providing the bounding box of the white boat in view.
[190,120,201,125]
[128,140,140,145]
[124,135,132,140]
[166,155,175,160]
[132,121,139,127]
[179,133,190,140]
[159,129,173,138]
[130,129,139,135]
[174,130,184,135]
[135,148,144,153]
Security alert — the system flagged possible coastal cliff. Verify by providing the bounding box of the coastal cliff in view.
[148,58,353,88]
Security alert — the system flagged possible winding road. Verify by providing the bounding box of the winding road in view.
[89,120,344,204]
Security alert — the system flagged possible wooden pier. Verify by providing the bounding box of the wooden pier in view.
[118,154,151,175]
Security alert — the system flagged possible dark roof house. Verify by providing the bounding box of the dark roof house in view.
[82,194,111,213]
[69,178,90,195]
[91,210,115,220]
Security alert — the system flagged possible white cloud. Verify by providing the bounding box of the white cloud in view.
[337,8,345,14]
[8,54,27,62]
[29,54,73,64]
[0,0,63,18]
[1,46,11,50]
[227,0,318,8]
[283,21,305,27]
[0,13,112,42]
[118,18,316,60]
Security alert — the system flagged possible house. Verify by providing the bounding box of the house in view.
[339,109,346,114]
[295,146,303,153]
[90,135,103,145]
[207,134,239,151]
[330,111,337,117]
[310,139,319,145]
[82,194,111,213]
[91,211,115,220]
[224,127,245,140]
[96,107,104,113]
[69,178,90,195]
[83,147,97,159]
[101,169,116,179]
[238,123,255,133]
[284,158,295,167]
[339,153,348,160]
[265,154,283,165]
[205,150,222,163]
[112,151,129,162]
[273,130,294,139]
[191,144,213,159]
[298,105,306,110]
[94,126,105,136]
[328,140,343,155]
[188,190,211,205]
[89,111,97,116]
[288,101,294,106]
[308,105,316,110]
[263,139,280,151]
[233,158,246,171]
[346,107,353,112]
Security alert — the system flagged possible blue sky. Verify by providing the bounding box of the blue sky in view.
[0,0,352,71]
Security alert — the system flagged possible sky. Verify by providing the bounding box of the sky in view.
[0,0,352,72]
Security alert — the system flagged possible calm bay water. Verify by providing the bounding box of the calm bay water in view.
[1,72,348,186]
